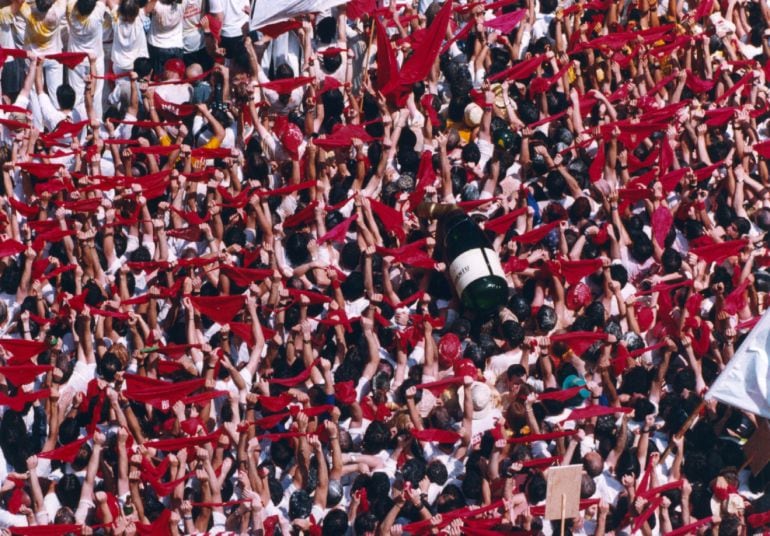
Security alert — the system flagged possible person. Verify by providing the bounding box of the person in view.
[65,0,109,118]
[18,0,67,102]
[144,0,184,77]
[0,0,768,534]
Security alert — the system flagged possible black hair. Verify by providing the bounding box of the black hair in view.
[56,85,76,110]
[322,510,349,536]
[75,0,97,15]
[401,458,427,488]
[537,305,557,331]
[288,490,312,520]
[661,248,682,274]
[609,264,628,288]
[98,351,123,382]
[362,421,390,454]
[461,143,481,165]
[56,474,82,510]
[427,460,448,485]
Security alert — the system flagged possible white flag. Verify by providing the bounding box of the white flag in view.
[706,309,770,417]
[250,0,349,32]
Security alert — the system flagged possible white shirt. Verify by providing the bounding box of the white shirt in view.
[67,0,108,55]
[148,1,183,49]
[111,11,148,71]
[155,82,192,105]
[220,0,247,38]
[182,0,222,52]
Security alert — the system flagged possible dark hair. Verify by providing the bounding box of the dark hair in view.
[630,236,653,263]
[98,352,123,382]
[462,469,484,501]
[288,490,312,520]
[461,142,481,165]
[545,171,567,199]
[340,271,365,301]
[56,85,76,110]
[322,510,349,536]
[35,0,54,12]
[270,439,294,468]
[75,0,97,15]
[285,233,311,265]
[56,474,82,510]
[537,305,557,331]
[118,0,140,21]
[362,421,390,454]
[427,460,448,485]
[508,294,531,321]
[315,16,336,43]
[661,248,682,274]
[501,320,525,347]
[525,473,548,504]
[609,264,628,288]
[401,458,427,487]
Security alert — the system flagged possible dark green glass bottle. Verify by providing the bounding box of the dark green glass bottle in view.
[416,202,508,314]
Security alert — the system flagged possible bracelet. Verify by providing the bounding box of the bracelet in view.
[183,515,193,521]
[620,165,628,169]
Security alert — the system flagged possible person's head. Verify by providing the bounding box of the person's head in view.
[536,305,557,332]
[436,484,465,512]
[75,0,97,15]
[362,421,390,454]
[545,171,567,199]
[56,474,82,510]
[401,458,427,488]
[163,58,186,81]
[98,351,123,382]
[275,63,294,80]
[56,85,76,111]
[322,509,348,536]
[583,451,603,478]
[630,235,653,263]
[427,460,448,485]
[133,57,152,79]
[288,490,312,520]
[501,320,525,348]
[35,0,54,13]
[315,16,336,43]
[118,0,140,21]
[755,208,770,231]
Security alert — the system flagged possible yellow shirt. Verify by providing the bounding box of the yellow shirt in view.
[20,0,66,51]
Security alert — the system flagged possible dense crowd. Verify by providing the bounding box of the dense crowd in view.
[0,0,767,534]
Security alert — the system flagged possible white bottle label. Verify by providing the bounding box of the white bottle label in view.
[448,248,505,295]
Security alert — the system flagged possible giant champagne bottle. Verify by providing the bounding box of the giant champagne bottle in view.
[416,202,508,314]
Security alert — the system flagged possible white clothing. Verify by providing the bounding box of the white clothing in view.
[183,0,222,52]
[148,1,184,49]
[220,0,247,38]
[111,11,149,71]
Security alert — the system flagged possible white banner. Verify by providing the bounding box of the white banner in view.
[250,0,349,31]
[706,310,770,418]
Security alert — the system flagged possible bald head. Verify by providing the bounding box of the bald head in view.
[583,452,603,478]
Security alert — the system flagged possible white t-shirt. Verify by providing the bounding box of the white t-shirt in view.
[111,11,148,71]
[155,82,192,105]
[148,1,183,49]
[67,0,108,55]
[220,0,247,38]
[182,0,222,52]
